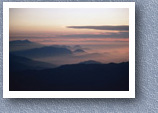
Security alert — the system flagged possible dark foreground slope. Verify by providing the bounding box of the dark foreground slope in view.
[10,62,129,91]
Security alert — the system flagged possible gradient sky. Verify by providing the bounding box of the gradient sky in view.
[9,8,129,63]
[10,8,129,44]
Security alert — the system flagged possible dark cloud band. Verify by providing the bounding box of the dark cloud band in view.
[60,32,129,38]
[67,25,129,31]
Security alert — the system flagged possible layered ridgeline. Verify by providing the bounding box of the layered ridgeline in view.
[9,40,103,65]
[9,40,129,91]
[10,40,86,58]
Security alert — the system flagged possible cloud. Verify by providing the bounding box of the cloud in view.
[60,32,129,38]
[67,25,129,31]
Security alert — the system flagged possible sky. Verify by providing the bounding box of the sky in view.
[9,8,129,64]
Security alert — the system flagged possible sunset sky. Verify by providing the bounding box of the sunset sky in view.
[9,8,129,64]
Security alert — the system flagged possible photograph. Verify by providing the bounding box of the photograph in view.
[3,2,135,98]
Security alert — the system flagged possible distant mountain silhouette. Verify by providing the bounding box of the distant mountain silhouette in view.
[10,54,56,71]
[10,40,43,52]
[50,45,71,50]
[10,62,129,91]
[79,60,102,64]
[73,45,82,49]
[11,46,72,58]
[10,39,31,44]
[74,49,85,53]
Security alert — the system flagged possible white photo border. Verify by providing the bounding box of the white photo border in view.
[3,2,135,98]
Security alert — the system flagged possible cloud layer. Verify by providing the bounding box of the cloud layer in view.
[67,25,129,31]
[60,32,129,38]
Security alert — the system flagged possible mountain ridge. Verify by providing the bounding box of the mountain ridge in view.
[11,46,72,58]
[78,60,102,64]
[9,54,56,71]
[9,39,43,52]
